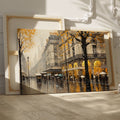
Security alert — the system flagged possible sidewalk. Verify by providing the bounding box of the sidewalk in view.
[0,91,120,120]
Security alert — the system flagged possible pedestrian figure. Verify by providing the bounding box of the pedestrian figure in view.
[79,76,83,92]
[95,75,99,91]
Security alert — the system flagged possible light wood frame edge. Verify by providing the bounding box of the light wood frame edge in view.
[5,15,65,93]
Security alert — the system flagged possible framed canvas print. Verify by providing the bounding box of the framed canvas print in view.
[4,15,114,95]
[17,29,114,94]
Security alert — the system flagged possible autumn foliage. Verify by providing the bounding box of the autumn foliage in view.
[17,29,36,53]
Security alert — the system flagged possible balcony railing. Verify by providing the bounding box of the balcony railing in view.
[60,53,106,64]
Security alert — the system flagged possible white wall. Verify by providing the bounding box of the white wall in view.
[0,15,5,94]
[0,0,46,16]
[0,0,120,94]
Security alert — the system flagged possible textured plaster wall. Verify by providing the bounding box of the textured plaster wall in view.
[0,0,120,94]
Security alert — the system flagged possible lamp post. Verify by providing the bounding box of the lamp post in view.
[27,56,30,87]
[27,56,29,77]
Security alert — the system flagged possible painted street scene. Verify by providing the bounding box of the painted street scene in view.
[17,29,111,94]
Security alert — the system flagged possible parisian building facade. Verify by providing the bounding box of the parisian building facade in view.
[38,31,109,93]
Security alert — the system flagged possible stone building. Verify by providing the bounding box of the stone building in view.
[39,31,109,92]
[58,31,107,80]
[43,32,62,75]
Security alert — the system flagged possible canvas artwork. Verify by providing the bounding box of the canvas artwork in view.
[17,29,110,94]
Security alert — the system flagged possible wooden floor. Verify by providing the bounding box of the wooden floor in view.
[0,91,120,120]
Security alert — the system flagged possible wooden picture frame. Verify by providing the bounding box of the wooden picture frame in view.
[3,15,65,94]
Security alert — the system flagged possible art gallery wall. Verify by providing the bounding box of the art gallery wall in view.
[0,0,120,94]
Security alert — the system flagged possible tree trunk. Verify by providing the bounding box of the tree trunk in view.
[18,41,22,95]
[82,38,91,92]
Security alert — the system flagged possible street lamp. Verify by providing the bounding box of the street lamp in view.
[27,56,30,87]
[27,56,29,77]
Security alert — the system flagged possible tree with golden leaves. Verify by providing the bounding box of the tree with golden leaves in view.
[17,29,36,54]
[17,29,36,94]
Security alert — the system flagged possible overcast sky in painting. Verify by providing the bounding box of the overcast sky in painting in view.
[21,29,57,75]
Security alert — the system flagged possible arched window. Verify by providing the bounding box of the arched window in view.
[82,60,92,76]
[94,60,102,75]
[74,62,78,78]
[68,64,73,76]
